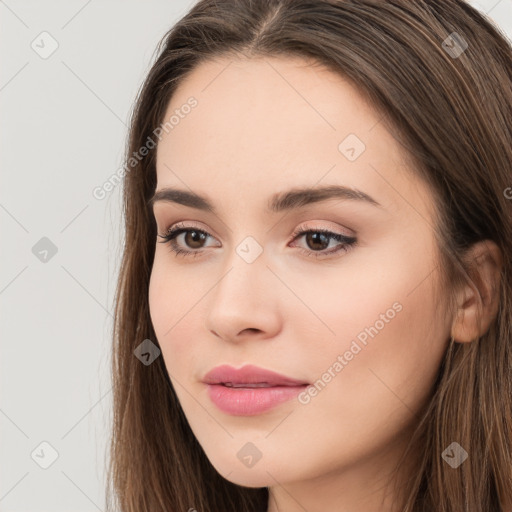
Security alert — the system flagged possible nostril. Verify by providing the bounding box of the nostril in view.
[241,328,261,335]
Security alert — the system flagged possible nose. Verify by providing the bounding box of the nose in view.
[204,252,282,343]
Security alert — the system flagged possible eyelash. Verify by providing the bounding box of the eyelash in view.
[157,222,357,260]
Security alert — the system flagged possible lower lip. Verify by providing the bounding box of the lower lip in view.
[206,384,308,416]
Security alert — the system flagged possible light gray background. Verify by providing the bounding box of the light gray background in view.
[1,1,511,510]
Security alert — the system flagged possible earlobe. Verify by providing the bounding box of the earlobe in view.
[451,240,503,343]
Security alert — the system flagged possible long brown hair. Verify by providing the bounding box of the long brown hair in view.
[106,1,512,510]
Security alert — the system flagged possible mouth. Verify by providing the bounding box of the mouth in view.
[202,364,310,416]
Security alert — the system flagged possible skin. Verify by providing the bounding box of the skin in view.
[148,55,502,512]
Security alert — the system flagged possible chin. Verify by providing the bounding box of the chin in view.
[208,455,277,488]
[220,469,273,489]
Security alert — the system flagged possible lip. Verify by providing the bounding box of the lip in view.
[202,364,309,416]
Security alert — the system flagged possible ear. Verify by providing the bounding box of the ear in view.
[451,240,503,343]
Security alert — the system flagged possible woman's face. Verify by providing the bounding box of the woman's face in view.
[149,56,452,507]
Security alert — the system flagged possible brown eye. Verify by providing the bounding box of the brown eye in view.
[183,230,207,249]
[157,223,219,258]
[305,232,331,251]
[290,228,357,259]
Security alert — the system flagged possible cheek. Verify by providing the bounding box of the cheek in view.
[148,254,199,327]
[148,259,189,358]
[294,242,447,422]
[285,228,444,382]
[148,257,211,376]
[268,254,447,478]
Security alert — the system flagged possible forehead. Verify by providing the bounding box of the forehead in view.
[154,56,435,222]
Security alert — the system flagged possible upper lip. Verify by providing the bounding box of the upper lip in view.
[202,364,309,387]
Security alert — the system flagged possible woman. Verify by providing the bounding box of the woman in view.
[107,1,512,511]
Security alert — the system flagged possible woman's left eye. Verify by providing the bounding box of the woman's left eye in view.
[289,228,357,258]
[157,223,357,259]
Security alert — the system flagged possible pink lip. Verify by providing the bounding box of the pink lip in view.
[202,364,309,416]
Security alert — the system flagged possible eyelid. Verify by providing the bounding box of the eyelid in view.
[291,221,355,239]
[159,220,219,239]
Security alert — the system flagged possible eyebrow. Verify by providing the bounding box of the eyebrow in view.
[147,184,383,214]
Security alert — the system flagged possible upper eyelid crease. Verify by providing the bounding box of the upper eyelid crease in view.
[147,184,383,214]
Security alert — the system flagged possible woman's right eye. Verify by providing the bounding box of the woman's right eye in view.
[157,224,218,257]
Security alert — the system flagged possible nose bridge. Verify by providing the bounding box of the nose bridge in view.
[205,238,280,339]
[211,239,268,310]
